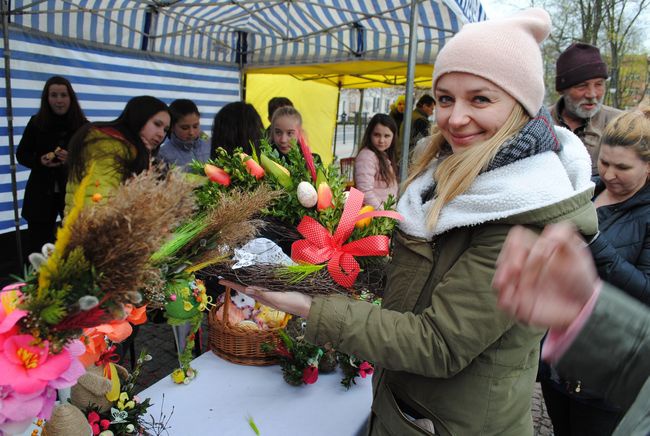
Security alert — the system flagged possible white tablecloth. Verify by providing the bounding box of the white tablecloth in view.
[138,352,373,436]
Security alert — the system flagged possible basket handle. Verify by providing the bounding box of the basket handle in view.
[222,286,232,326]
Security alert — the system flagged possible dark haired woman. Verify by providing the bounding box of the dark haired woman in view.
[354,113,399,209]
[16,76,88,254]
[158,99,210,170]
[65,95,170,212]
[211,101,263,157]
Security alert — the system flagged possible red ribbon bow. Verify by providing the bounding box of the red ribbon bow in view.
[291,188,403,288]
[95,345,120,367]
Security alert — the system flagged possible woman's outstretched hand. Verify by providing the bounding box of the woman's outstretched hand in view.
[219,279,313,319]
[492,223,599,330]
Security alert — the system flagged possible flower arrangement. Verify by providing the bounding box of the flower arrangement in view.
[338,353,374,390]
[0,165,195,433]
[148,186,279,383]
[262,329,323,386]
[81,350,153,435]
[198,139,402,295]
[262,320,374,389]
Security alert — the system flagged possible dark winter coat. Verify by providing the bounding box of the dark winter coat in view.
[591,180,650,305]
[16,115,77,222]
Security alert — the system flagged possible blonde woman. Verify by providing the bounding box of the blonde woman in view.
[242,9,597,435]
[541,107,650,436]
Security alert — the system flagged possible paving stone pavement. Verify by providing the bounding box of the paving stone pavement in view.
[129,318,554,435]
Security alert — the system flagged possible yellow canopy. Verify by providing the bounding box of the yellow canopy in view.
[246,60,434,89]
[246,61,434,163]
[246,74,340,165]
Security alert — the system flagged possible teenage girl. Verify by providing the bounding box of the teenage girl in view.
[158,99,210,169]
[270,106,320,165]
[354,114,399,209]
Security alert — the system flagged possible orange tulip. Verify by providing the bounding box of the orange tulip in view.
[204,163,231,186]
[240,153,265,180]
[317,182,334,211]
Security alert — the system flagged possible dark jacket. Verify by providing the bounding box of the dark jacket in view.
[555,284,650,435]
[16,115,77,222]
[591,180,650,306]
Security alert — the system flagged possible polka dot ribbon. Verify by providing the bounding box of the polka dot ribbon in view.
[291,188,403,288]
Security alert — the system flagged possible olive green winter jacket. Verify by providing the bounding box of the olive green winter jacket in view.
[555,284,650,436]
[305,127,598,435]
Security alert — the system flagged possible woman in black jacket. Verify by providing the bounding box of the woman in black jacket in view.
[16,76,87,255]
[541,106,650,436]
[590,106,650,305]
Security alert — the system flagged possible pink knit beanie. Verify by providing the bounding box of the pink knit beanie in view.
[432,8,551,117]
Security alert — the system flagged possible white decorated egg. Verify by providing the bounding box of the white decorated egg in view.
[297,181,318,208]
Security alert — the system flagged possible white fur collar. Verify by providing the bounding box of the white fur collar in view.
[397,127,594,240]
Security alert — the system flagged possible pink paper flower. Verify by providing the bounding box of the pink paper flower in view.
[0,287,27,334]
[49,339,86,389]
[359,361,374,378]
[0,385,56,434]
[0,335,71,394]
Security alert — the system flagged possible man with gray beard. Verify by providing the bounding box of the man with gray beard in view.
[550,43,621,175]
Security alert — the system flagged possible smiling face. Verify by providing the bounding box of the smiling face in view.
[434,72,517,153]
[272,114,301,155]
[48,84,71,116]
[140,111,171,151]
[598,144,649,200]
[173,112,201,142]
[370,123,394,152]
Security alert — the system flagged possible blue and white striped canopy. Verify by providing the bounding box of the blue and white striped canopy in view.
[11,0,486,66]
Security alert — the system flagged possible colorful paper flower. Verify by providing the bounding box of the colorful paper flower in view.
[0,334,71,394]
[302,365,319,384]
[0,287,27,334]
[88,410,110,435]
[0,385,55,434]
[48,339,86,389]
[359,361,374,378]
[117,392,135,410]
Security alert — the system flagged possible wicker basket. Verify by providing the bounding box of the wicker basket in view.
[208,286,282,366]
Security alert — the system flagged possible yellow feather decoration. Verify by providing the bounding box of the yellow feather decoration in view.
[38,163,96,298]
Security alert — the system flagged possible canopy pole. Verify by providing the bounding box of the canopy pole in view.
[332,81,342,160]
[1,0,24,271]
[353,88,364,156]
[400,0,419,182]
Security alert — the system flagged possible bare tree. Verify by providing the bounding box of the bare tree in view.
[535,0,650,108]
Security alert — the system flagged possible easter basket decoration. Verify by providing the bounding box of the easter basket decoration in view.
[208,285,284,366]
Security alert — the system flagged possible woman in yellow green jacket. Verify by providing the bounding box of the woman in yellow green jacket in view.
[65,95,170,212]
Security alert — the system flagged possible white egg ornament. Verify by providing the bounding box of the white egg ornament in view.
[297,181,318,208]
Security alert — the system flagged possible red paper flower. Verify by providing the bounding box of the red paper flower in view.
[359,361,374,378]
[87,410,110,435]
[302,365,319,384]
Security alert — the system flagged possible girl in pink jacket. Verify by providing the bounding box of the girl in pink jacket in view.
[354,114,399,209]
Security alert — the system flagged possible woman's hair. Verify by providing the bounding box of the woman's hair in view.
[271,106,302,129]
[404,104,529,229]
[34,76,87,132]
[358,113,398,185]
[169,99,200,127]
[68,95,169,182]
[600,106,650,162]
[211,101,263,156]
